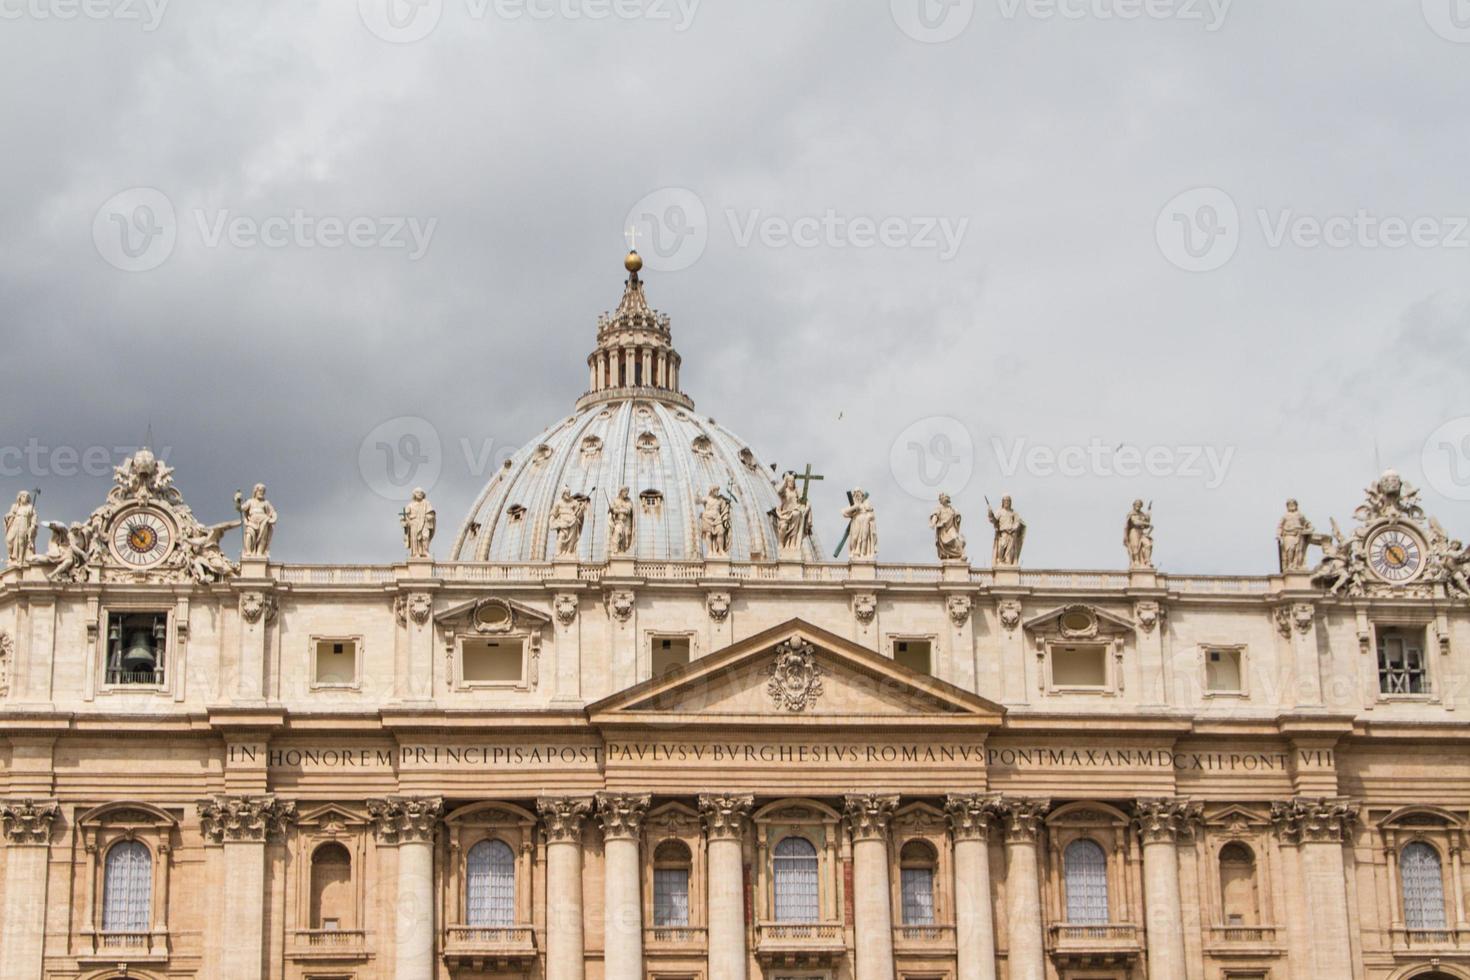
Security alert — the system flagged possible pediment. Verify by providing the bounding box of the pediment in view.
[1023,603,1135,639]
[589,619,1003,728]
[436,596,550,634]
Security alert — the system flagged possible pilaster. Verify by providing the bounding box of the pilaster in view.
[945,795,999,980]
[700,794,754,980]
[0,799,59,980]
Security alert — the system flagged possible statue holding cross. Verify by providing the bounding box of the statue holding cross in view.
[772,471,814,558]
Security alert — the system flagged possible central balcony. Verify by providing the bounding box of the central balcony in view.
[893,923,956,954]
[1047,923,1142,966]
[1204,924,1284,957]
[443,925,538,969]
[78,929,169,964]
[285,928,369,961]
[755,921,847,966]
[645,925,708,953]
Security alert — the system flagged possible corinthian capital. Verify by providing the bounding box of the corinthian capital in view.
[0,798,59,845]
[1134,798,1202,844]
[844,793,900,842]
[596,793,651,840]
[538,796,592,844]
[198,795,297,843]
[367,796,443,844]
[995,797,1050,842]
[1270,797,1358,844]
[944,793,1000,841]
[699,793,754,841]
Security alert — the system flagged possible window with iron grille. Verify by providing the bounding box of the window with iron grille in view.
[1063,839,1109,925]
[653,840,692,927]
[1378,628,1427,695]
[466,839,516,926]
[1401,841,1447,930]
[773,837,819,923]
[102,840,152,933]
[899,840,937,925]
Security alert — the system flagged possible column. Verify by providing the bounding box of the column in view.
[540,798,592,980]
[996,798,1048,980]
[200,795,296,980]
[944,795,998,980]
[1134,799,1198,980]
[0,800,59,980]
[700,795,754,980]
[598,794,651,980]
[1273,798,1356,978]
[845,795,899,980]
[367,797,442,980]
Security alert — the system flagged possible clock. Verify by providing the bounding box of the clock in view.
[111,508,175,569]
[1366,525,1424,584]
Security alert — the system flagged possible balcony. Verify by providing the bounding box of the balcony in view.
[893,923,956,954]
[443,925,538,969]
[1204,924,1283,957]
[1047,923,1142,966]
[755,921,847,966]
[1391,926,1468,951]
[286,928,369,961]
[644,925,707,953]
[78,929,169,964]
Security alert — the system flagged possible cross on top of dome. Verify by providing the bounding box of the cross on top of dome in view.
[580,251,689,411]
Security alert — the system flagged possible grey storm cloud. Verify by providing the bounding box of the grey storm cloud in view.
[2,0,1468,571]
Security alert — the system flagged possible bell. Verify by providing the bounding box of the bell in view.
[119,630,158,672]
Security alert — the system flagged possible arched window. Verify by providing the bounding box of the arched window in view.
[899,840,938,925]
[1402,841,1447,930]
[466,839,516,926]
[310,843,352,930]
[773,836,819,923]
[1218,842,1259,925]
[1063,839,1109,925]
[102,840,152,933]
[652,840,692,927]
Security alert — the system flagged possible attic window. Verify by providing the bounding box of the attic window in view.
[581,435,603,459]
[691,435,714,458]
[461,638,524,685]
[640,490,664,514]
[894,639,933,675]
[313,639,359,688]
[1060,608,1097,634]
[637,432,660,454]
[652,636,692,677]
[1051,643,1109,690]
[507,504,527,523]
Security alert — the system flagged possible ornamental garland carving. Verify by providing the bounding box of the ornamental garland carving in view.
[1270,797,1358,843]
[698,794,754,841]
[706,591,732,623]
[1274,603,1314,637]
[947,595,973,627]
[998,600,1023,633]
[367,796,443,844]
[554,594,579,627]
[198,795,296,843]
[762,638,824,712]
[0,798,60,845]
[239,591,277,626]
[395,593,433,627]
[538,797,591,843]
[596,793,650,840]
[851,593,877,626]
[606,590,635,624]
[1134,601,1163,634]
[844,794,899,841]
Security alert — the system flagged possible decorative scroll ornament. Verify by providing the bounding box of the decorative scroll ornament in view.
[239,591,277,626]
[844,794,899,841]
[606,590,635,623]
[762,638,824,712]
[537,797,591,843]
[1133,798,1202,843]
[706,591,732,623]
[596,793,650,840]
[947,594,973,627]
[698,794,754,841]
[198,795,297,843]
[944,794,1001,841]
[1275,602,1314,637]
[1270,797,1358,844]
[367,797,443,844]
[998,600,1023,633]
[553,594,579,626]
[1134,601,1162,634]
[0,798,60,844]
[395,593,433,627]
[852,593,877,626]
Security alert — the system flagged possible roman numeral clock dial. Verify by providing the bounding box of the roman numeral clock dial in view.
[1366,526,1424,583]
[110,508,175,569]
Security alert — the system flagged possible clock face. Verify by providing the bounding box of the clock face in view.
[1367,526,1424,583]
[111,509,175,568]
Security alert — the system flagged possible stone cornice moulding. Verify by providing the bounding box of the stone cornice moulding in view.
[843,793,899,842]
[698,793,754,841]
[538,796,592,843]
[366,796,443,845]
[198,794,296,844]
[596,792,650,840]
[0,798,60,846]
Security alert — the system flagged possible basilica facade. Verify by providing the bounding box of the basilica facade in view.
[3,254,1470,980]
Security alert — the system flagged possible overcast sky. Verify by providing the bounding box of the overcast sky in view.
[3,0,1469,571]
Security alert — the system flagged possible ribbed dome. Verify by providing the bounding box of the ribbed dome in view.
[449,254,823,563]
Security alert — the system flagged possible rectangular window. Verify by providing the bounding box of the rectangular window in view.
[1051,644,1108,689]
[652,636,691,677]
[105,612,168,686]
[653,868,691,926]
[1205,647,1244,694]
[900,867,936,925]
[313,639,359,687]
[461,638,524,685]
[1378,627,1427,695]
[894,639,933,675]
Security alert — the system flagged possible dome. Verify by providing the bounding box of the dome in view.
[449,255,823,563]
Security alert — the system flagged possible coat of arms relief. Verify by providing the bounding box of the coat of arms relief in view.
[762,637,824,712]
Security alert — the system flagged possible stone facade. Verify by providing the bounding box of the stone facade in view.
[3,257,1470,980]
